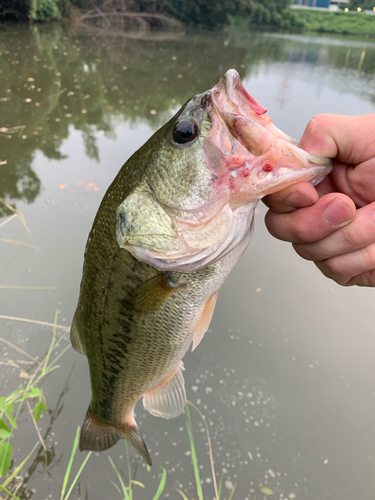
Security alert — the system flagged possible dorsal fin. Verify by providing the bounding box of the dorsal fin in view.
[70,312,85,355]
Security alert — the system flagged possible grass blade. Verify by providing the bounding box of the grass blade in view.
[108,456,130,500]
[111,480,122,495]
[217,473,224,499]
[125,441,132,499]
[0,484,21,500]
[2,442,38,488]
[152,467,167,500]
[175,488,189,500]
[63,451,92,500]
[187,400,218,499]
[60,427,80,500]
[185,404,203,500]
[228,482,237,500]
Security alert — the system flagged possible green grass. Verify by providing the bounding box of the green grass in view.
[108,442,167,500]
[0,310,74,499]
[295,8,375,36]
[60,427,92,500]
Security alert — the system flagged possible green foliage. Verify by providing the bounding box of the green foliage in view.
[60,427,92,500]
[0,0,63,20]
[0,0,83,20]
[0,0,28,19]
[29,0,62,19]
[0,442,12,477]
[0,0,297,28]
[141,0,255,29]
[33,400,47,422]
[229,0,302,29]
[185,404,203,500]
[0,310,69,490]
[343,0,375,10]
[108,442,167,500]
[294,8,375,35]
[0,421,11,440]
[143,0,297,29]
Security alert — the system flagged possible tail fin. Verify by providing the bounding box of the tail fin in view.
[124,422,152,466]
[79,408,152,466]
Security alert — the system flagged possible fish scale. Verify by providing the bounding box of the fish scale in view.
[71,69,332,465]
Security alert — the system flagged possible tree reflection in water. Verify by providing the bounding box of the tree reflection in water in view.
[1,23,374,205]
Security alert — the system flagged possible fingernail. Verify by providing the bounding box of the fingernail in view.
[285,192,314,209]
[322,199,353,226]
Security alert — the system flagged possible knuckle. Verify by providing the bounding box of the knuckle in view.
[264,211,279,237]
[316,256,346,281]
[362,243,375,267]
[305,113,332,134]
[289,216,316,243]
[337,224,357,249]
[293,243,315,261]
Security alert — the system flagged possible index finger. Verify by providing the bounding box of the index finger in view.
[265,193,355,244]
[262,181,318,214]
[300,113,375,165]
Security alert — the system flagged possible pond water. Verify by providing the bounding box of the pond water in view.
[1,21,375,500]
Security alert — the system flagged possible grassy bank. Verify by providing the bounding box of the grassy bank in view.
[295,8,375,36]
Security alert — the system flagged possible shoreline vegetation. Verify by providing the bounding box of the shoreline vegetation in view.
[1,0,375,37]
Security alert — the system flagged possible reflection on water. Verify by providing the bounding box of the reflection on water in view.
[1,22,375,500]
[1,25,375,205]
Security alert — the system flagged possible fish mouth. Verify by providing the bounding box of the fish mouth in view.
[202,69,332,202]
[210,69,297,155]
[212,69,268,122]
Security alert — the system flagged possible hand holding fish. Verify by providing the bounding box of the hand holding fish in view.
[264,113,375,287]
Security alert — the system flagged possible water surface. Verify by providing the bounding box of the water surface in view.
[1,22,375,500]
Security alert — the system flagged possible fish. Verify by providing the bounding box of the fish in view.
[71,69,332,465]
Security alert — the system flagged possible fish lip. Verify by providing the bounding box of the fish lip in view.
[219,69,240,102]
[211,69,266,119]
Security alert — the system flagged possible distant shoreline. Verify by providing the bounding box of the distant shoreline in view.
[291,8,375,37]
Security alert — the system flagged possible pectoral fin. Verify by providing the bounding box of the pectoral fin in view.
[143,361,186,419]
[192,292,218,351]
[125,273,185,314]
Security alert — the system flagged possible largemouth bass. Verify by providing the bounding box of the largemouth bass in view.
[71,69,332,465]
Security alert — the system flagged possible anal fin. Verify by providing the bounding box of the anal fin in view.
[192,292,218,352]
[70,312,85,355]
[143,361,186,419]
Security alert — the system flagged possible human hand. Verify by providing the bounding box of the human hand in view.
[263,113,375,287]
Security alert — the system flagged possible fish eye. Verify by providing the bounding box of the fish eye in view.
[172,120,199,145]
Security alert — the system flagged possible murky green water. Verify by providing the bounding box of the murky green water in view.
[1,21,375,500]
